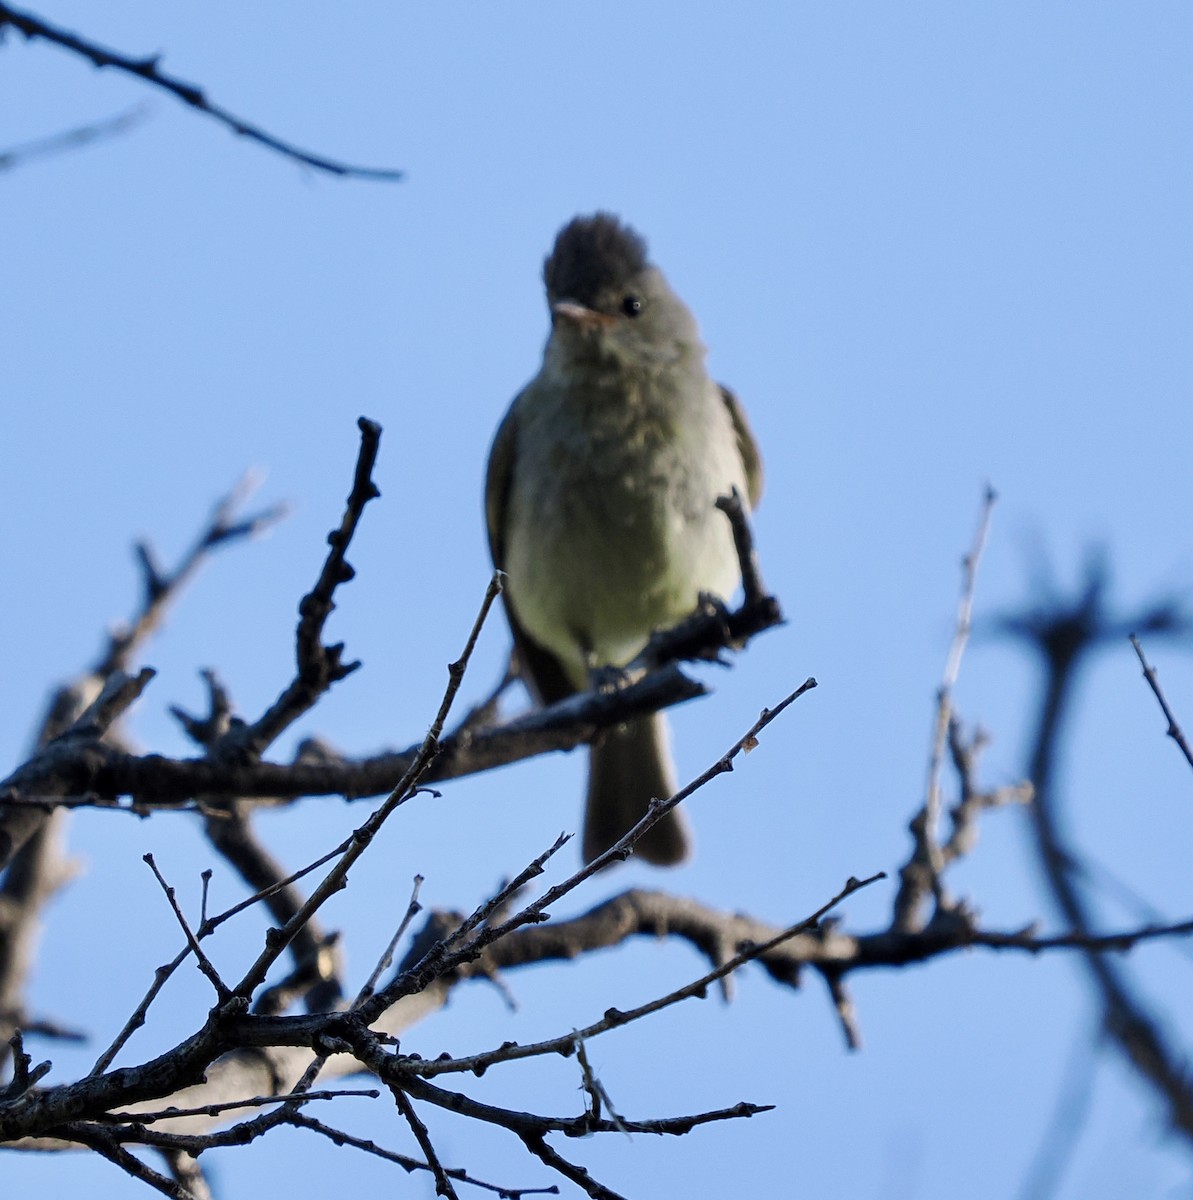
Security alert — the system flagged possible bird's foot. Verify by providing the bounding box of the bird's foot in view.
[586,661,634,694]
[695,590,731,622]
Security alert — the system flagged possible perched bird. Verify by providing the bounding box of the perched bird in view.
[485,213,763,865]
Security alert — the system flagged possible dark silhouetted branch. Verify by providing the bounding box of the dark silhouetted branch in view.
[0,3,404,180]
[1007,565,1193,1144]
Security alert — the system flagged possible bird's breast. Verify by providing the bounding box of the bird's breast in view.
[503,370,747,682]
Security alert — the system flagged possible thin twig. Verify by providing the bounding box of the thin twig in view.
[361,680,818,1024]
[227,571,503,1003]
[68,669,156,739]
[971,917,1193,953]
[437,834,571,959]
[287,1111,560,1197]
[893,485,997,931]
[521,1135,629,1200]
[715,486,768,607]
[574,1035,627,1134]
[89,842,345,1076]
[1,1029,50,1100]
[143,855,230,1002]
[822,969,863,1051]
[101,1087,378,1124]
[392,1058,773,1140]
[413,873,883,1080]
[102,471,286,679]
[0,103,150,171]
[204,844,346,934]
[353,875,425,1007]
[1129,634,1193,773]
[389,1085,459,1200]
[66,1123,197,1200]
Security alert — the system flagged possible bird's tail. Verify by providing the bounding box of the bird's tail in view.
[583,712,691,866]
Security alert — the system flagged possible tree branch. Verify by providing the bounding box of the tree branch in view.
[0,3,404,180]
[1129,633,1193,774]
[0,103,150,171]
[1006,565,1193,1143]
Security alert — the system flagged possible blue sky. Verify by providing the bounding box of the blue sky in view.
[2,4,1193,1198]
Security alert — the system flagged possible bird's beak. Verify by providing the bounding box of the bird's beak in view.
[552,300,615,330]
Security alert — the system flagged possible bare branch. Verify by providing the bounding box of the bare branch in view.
[388,1085,459,1200]
[821,968,864,1051]
[0,471,285,872]
[88,840,347,1077]
[353,876,425,1008]
[142,854,231,1003]
[413,872,884,1080]
[103,1087,379,1124]
[0,669,153,871]
[102,472,287,681]
[230,418,382,759]
[1,1029,50,1100]
[894,484,997,932]
[359,680,817,1024]
[1129,634,1193,774]
[0,3,404,180]
[287,1110,560,1197]
[0,662,710,825]
[1,453,784,849]
[391,1056,773,1141]
[0,103,150,171]
[66,1124,197,1200]
[1007,565,1193,1143]
[521,1134,629,1200]
[8,881,1189,1155]
[227,567,501,1003]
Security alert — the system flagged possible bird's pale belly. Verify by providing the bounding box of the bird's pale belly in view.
[504,448,743,687]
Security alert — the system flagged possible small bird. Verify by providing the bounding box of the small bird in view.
[485,214,763,865]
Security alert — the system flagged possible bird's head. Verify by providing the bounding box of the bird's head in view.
[543,213,702,370]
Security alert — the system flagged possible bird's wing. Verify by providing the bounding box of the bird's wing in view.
[719,385,764,510]
[484,396,578,706]
[484,397,518,571]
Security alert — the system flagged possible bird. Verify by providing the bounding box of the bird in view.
[484,213,763,865]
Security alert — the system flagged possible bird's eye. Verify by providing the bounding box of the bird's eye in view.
[621,295,643,318]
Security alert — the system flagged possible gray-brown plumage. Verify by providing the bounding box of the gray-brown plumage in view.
[485,214,763,865]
